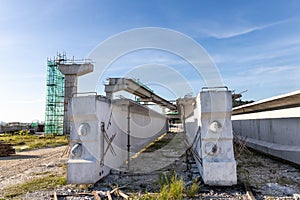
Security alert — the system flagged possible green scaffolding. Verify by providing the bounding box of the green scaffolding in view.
[44,54,65,134]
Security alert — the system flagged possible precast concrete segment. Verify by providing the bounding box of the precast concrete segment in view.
[178,88,237,186]
[67,94,167,184]
[232,105,300,165]
[58,63,94,135]
[105,78,177,110]
[233,90,300,115]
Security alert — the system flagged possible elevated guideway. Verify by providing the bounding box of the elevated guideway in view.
[105,78,177,111]
[232,90,300,165]
[233,90,300,115]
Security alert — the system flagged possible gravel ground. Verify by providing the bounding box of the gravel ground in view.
[0,133,299,200]
[0,145,68,198]
[237,149,300,199]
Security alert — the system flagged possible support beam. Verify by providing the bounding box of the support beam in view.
[127,105,131,170]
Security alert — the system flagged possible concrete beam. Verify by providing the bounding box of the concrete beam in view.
[105,78,177,110]
[233,90,300,115]
[232,116,300,165]
[232,90,300,165]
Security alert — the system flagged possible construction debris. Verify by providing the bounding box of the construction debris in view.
[0,141,15,157]
[53,187,130,200]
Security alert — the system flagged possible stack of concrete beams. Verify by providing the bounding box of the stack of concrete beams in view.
[0,141,15,156]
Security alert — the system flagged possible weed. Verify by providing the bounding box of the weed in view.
[158,171,175,188]
[144,133,174,153]
[138,193,158,200]
[76,184,92,190]
[237,167,251,185]
[185,181,200,198]
[18,130,29,136]
[140,171,199,199]
[276,176,299,187]
[159,185,169,200]
[58,163,67,171]
[158,172,184,200]
[168,175,184,200]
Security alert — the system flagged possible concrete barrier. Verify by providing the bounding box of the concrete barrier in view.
[232,91,300,165]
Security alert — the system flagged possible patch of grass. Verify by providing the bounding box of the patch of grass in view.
[138,194,157,200]
[168,177,184,200]
[237,167,251,185]
[0,134,68,151]
[158,172,184,200]
[138,172,189,200]
[159,185,169,200]
[58,163,67,171]
[185,181,200,198]
[76,184,92,190]
[276,176,299,187]
[2,174,66,198]
[144,133,174,153]
[158,171,173,187]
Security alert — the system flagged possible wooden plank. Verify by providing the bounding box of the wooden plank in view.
[53,191,58,200]
[244,183,255,200]
[119,189,129,200]
[107,191,113,200]
[92,191,102,200]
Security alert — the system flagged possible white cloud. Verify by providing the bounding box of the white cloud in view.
[222,65,300,96]
[197,18,291,39]
[250,65,300,75]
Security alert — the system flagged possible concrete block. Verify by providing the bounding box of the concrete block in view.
[202,161,237,186]
[67,159,110,184]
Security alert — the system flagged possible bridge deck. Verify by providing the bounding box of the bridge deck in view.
[233,90,300,115]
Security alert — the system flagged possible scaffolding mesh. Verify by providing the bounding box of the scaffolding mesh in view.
[44,53,66,134]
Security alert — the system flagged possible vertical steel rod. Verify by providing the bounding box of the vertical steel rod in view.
[127,105,131,170]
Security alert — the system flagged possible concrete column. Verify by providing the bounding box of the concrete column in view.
[58,63,93,135]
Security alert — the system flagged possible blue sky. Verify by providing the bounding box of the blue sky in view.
[0,0,300,122]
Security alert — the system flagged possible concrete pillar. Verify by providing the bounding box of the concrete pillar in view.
[58,63,93,135]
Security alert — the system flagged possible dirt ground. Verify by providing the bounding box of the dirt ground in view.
[0,133,299,199]
[0,145,68,195]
